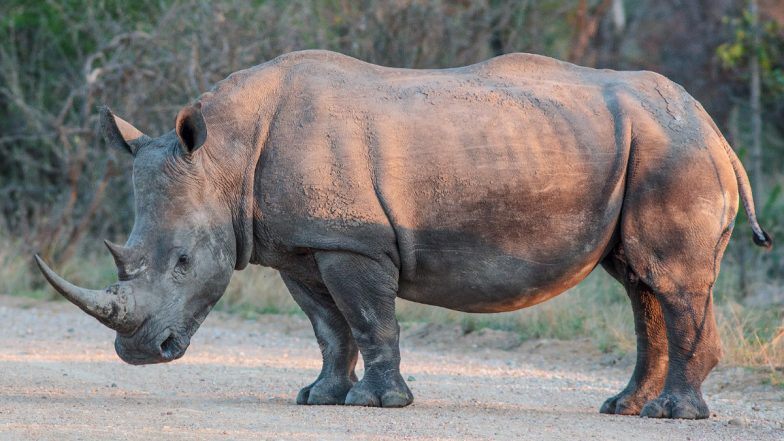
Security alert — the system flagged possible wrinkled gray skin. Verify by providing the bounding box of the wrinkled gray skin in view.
[37,50,771,419]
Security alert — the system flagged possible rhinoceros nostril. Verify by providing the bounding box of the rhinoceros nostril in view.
[159,331,177,359]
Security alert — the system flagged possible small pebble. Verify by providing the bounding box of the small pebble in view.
[728,417,749,428]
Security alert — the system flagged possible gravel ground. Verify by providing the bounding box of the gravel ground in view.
[0,294,782,440]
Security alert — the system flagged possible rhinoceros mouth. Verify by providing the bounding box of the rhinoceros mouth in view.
[113,298,212,365]
[115,326,191,365]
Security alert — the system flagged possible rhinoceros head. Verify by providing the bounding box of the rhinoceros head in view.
[36,104,236,364]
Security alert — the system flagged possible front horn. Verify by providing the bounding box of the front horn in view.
[34,255,139,334]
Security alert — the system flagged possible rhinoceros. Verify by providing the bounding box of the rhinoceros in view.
[36,50,771,419]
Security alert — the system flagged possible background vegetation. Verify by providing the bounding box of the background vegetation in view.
[1,0,782,369]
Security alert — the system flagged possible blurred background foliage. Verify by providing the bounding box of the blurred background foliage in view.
[0,0,782,365]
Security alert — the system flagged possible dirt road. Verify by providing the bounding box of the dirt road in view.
[1,295,781,440]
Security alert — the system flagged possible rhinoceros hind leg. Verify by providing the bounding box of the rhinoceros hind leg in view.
[639,390,710,419]
[282,273,359,405]
[619,144,733,419]
[599,249,668,416]
[636,283,721,420]
[315,251,414,408]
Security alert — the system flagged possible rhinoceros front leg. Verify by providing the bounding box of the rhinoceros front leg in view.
[281,273,359,405]
[314,251,414,408]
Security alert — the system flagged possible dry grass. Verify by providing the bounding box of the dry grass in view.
[0,235,42,298]
[716,302,784,384]
[219,265,299,317]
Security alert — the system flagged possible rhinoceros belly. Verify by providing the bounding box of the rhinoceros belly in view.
[395,223,616,313]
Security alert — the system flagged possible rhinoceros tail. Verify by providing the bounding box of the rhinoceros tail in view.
[719,135,772,249]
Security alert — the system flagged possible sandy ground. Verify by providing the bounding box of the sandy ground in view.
[1,295,782,441]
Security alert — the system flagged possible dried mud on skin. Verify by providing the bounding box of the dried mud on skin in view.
[0,295,782,441]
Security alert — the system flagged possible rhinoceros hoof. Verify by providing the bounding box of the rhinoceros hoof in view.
[296,377,354,405]
[639,392,709,419]
[344,374,413,408]
[600,389,658,415]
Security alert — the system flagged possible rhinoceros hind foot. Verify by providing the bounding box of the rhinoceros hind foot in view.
[639,392,709,419]
[600,389,658,415]
[296,377,354,405]
[344,374,413,408]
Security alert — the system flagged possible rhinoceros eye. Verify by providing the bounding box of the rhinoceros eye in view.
[173,253,190,280]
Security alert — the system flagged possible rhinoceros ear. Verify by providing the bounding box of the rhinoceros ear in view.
[100,106,147,156]
[175,102,207,154]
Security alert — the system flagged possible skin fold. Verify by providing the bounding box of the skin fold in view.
[36,50,770,419]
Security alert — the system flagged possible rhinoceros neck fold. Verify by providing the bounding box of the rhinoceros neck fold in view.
[197,64,284,271]
[230,183,254,271]
[214,115,270,272]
